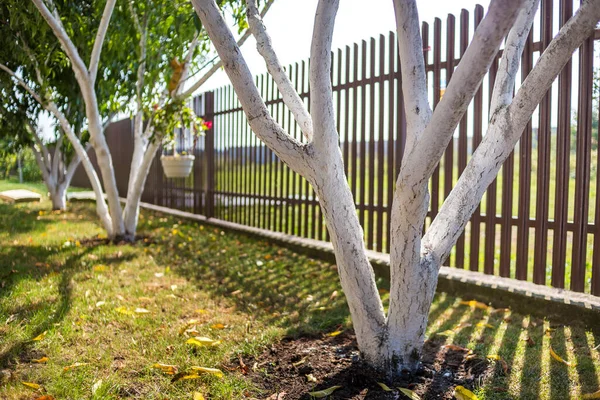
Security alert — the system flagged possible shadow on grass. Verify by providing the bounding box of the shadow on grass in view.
[0,203,136,370]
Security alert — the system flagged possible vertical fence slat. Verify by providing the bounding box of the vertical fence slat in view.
[571,33,594,292]
[551,0,573,289]
[469,5,484,272]
[431,18,442,224]
[386,31,396,254]
[516,30,534,281]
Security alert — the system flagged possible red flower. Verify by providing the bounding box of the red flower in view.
[202,120,213,130]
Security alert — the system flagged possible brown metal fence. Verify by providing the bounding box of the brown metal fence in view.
[72,0,600,296]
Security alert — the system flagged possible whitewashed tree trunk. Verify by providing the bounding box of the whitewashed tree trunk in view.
[193,0,600,376]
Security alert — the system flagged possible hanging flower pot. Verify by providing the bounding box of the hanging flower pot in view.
[160,154,195,178]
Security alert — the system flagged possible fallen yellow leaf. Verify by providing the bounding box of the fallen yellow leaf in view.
[476,323,494,329]
[459,300,489,310]
[193,392,205,400]
[93,265,107,272]
[32,356,49,363]
[210,323,225,329]
[32,331,47,341]
[115,307,134,316]
[186,337,221,347]
[377,382,393,391]
[178,319,199,335]
[153,363,178,375]
[21,381,41,390]
[327,330,342,337]
[582,389,600,399]
[398,387,421,400]
[550,346,573,366]
[308,386,342,398]
[171,372,202,382]
[189,366,224,378]
[454,385,478,400]
[63,362,89,371]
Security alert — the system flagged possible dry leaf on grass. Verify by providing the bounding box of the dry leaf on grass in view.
[327,330,342,337]
[454,385,479,400]
[32,357,48,363]
[32,331,47,341]
[153,363,178,375]
[63,362,89,371]
[186,337,221,347]
[21,381,41,390]
[459,300,489,310]
[189,366,224,378]
[549,346,573,366]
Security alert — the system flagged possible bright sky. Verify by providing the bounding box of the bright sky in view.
[197,0,483,92]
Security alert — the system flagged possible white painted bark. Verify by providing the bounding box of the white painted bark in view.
[422,0,600,263]
[0,62,114,235]
[385,0,525,372]
[192,0,600,377]
[31,0,125,238]
[177,0,275,101]
[123,140,160,238]
[247,0,313,141]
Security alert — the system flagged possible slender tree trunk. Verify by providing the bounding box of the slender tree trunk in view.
[49,183,68,210]
[123,140,160,240]
[309,145,390,370]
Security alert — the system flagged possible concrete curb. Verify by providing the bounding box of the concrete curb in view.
[135,201,600,331]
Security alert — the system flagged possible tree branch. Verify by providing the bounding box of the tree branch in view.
[421,0,600,264]
[89,0,117,85]
[247,0,313,141]
[0,63,44,104]
[177,0,275,100]
[489,0,539,114]
[190,0,312,175]
[392,0,432,149]
[30,0,90,87]
[309,0,339,150]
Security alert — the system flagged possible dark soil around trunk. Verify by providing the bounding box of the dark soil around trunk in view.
[238,332,497,399]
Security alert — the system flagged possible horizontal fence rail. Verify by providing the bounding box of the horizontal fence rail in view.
[71,0,600,296]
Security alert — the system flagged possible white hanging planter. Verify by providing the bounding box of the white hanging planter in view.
[160,154,195,178]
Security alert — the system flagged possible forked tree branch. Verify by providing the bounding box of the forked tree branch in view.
[309,0,339,150]
[489,0,539,114]
[89,0,117,85]
[392,0,432,148]
[247,0,313,141]
[30,0,90,88]
[422,0,600,264]
[177,0,275,100]
[190,0,312,175]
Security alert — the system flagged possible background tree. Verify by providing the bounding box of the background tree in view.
[191,0,600,376]
[25,0,271,240]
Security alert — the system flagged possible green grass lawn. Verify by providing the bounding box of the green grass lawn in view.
[0,180,599,399]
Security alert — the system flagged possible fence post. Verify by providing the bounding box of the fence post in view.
[204,91,215,219]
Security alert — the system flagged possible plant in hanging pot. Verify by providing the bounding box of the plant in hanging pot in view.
[152,100,211,179]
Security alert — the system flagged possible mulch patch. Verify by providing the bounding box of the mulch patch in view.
[237,332,496,399]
